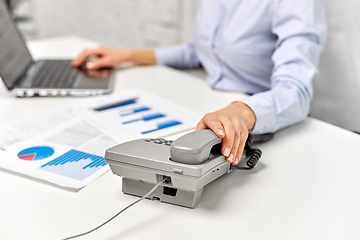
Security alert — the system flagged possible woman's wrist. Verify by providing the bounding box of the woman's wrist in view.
[120,50,134,62]
[228,102,256,130]
[126,49,156,65]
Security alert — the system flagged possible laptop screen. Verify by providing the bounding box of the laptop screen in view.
[0,1,33,89]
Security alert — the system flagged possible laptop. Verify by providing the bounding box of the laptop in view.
[0,1,114,97]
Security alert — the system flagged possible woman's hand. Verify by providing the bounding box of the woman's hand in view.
[71,47,156,70]
[196,102,256,165]
[72,47,132,70]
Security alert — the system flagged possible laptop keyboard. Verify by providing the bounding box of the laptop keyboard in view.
[31,60,78,88]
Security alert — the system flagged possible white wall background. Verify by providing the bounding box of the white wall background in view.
[22,0,200,48]
[310,0,360,132]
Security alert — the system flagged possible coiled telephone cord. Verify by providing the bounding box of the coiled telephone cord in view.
[231,133,274,171]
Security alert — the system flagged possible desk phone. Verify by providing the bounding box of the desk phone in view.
[105,129,273,208]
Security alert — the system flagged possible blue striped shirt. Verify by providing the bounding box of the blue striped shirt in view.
[155,0,327,134]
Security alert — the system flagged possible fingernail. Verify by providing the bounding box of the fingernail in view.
[219,130,224,136]
[224,148,230,157]
[235,157,239,164]
[86,62,94,69]
[228,154,234,162]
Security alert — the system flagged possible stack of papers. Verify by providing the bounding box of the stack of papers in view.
[0,89,201,190]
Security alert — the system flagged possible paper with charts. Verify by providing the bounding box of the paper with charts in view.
[0,89,201,190]
[67,89,201,143]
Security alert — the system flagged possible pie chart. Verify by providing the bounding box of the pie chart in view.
[18,146,55,161]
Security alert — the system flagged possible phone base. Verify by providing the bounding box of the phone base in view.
[122,178,203,208]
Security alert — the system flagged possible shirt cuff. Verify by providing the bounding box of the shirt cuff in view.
[239,96,276,134]
[154,46,179,67]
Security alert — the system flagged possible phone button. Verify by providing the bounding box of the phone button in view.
[173,168,183,174]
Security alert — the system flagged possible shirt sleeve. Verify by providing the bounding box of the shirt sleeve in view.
[154,42,202,69]
[240,0,327,134]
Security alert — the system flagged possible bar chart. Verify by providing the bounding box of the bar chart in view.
[40,149,106,181]
[81,91,198,140]
[120,106,151,116]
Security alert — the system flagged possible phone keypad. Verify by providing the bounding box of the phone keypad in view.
[145,138,173,146]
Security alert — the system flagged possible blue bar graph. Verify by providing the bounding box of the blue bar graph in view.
[122,113,165,124]
[120,106,151,116]
[141,120,182,134]
[40,150,106,181]
[94,99,137,111]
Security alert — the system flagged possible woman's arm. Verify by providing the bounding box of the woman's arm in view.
[154,42,201,69]
[240,0,327,134]
[72,41,201,70]
[71,48,156,69]
[196,0,327,164]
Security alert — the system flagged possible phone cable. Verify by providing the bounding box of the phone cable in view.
[231,133,274,170]
[62,177,168,240]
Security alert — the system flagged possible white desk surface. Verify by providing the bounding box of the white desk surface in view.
[1,36,360,240]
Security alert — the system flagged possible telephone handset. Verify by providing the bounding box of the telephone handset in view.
[105,129,273,208]
[170,129,274,169]
[170,129,222,164]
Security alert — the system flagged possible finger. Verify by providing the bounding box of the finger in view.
[228,121,241,164]
[196,114,225,138]
[86,70,104,78]
[86,57,114,70]
[219,117,235,161]
[72,48,105,67]
[234,127,248,165]
[195,119,207,131]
